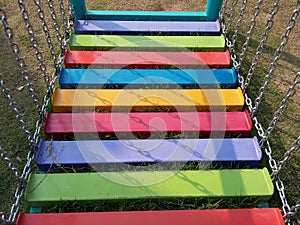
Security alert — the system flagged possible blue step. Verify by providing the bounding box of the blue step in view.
[59,68,237,89]
[36,137,262,172]
[74,19,221,35]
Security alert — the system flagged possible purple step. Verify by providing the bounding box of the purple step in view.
[36,137,262,171]
[74,19,221,35]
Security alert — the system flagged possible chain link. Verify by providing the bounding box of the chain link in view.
[260,72,299,146]
[237,0,263,72]
[0,145,20,179]
[58,0,68,31]
[244,0,281,92]
[251,1,300,116]
[33,0,57,67]
[284,200,300,223]
[0,75,34,146]
[0,7,42,116]
[16,0,51,89]
[231,0,248,49]
[225,0,238,34]
[219,0,228,19]
[276,135,300,176]
[46,0,63,51]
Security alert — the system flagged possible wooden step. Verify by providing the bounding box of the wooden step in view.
[58,68,237,89]
[69,34,225,51]
[25,168,273,205]
[51,88,245,112]
[74,19,221,35]
[16,208,285,225]
[44,111,252,139]
[70,0,223,21]
[36,137,262,171]
[64,50,231,69]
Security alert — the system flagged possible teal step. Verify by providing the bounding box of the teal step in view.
[70,0,223,21]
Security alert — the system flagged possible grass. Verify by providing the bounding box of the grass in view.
[0,0,299,224]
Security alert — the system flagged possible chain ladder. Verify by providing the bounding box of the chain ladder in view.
[0,7,42,115]
[251,0,300,117]
[243,0,280,92]
[0,75,34,145]
[46,0,63,51]
[231,0,248,49]
[33,0,57,66]
[260,72,299,146]
[17,0,52,89]
[237,0,263,72]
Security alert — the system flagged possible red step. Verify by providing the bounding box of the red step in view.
[64,49,231,69]
[44,111,252,139]
[16,208,285,225]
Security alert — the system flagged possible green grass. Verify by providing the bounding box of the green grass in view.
[0,0,299,224]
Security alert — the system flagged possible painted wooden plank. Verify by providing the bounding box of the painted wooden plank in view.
[44,111,252,139]
[86,11,209,21]
[70,0,223,21]
[69,34,225,51]
[64,50,232,69]
[51,88,245,112]
[25,168,274,204]
[36,137,262,171]
[58,68,237,89]
[74,19,221,35]
[16,208,285,225]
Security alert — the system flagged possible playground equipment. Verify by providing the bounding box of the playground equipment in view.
[0,0,299,224]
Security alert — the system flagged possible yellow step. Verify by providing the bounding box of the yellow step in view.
[52,88,244,112]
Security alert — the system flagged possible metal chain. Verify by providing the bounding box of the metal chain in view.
[0,74,34,145]
[275,175,291,220]
[219,0,229,19]
[33,0,57,66]
[17,0,51,89]
[0,7,42,115]
[260,72,299,146]
[46,0,63,51]
[276,135,300,176]
[58,0,68,31]
[231,0,248,49]
[225,0,238,34]
[284,200,300,223]
[237,0,263,72]
[244,0,281,92]
[0,145,20,179]
[6,31,69,224]
[251,1,300,116]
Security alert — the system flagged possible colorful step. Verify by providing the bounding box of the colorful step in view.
[51,88,245,112]
[70,0,223,21]
[44,111,252,139]
[36,137,262,171]
[69,34,225,51]
[25,168,273,205]
[58,68,237,89]
[64,50,232,69]
[74,19,221,35]
[16,208,285,225]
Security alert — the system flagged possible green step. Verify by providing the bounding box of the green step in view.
[69,34,225,51]
[25,168,273,205]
